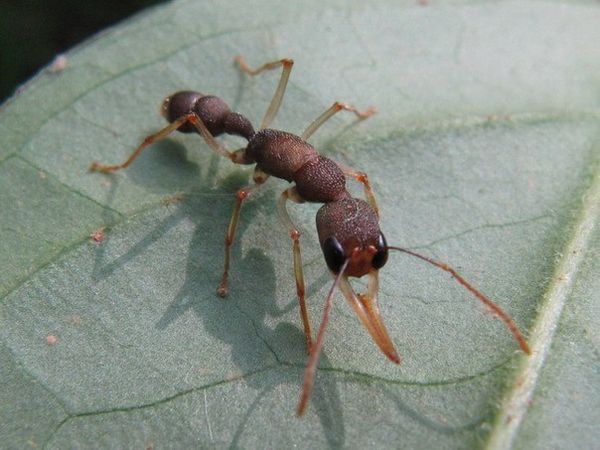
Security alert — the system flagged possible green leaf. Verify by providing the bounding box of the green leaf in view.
[1,1,599,448]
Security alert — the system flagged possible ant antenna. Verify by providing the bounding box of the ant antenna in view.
[386,246,531,355]
[297,258,349,416]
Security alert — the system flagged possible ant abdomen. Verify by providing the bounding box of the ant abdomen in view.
[161,91,204,133]
[162,91,254,139]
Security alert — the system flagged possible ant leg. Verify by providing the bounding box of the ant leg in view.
[301,102,377,140]
[90,113,246,173]
[90,113,201,173]
[296,259,349,416]
[277,186,313,351]
[234,55,294,130]
[187,113,250,164]
[339,163,380,218]
[218,167,270,297]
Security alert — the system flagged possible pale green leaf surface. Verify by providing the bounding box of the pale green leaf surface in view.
[1,1,599,448]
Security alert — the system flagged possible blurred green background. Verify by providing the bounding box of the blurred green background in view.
[0,0,164,102]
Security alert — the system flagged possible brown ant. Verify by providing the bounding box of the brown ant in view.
[90,56,531,416]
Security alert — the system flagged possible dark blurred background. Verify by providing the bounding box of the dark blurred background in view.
[0,0,164,103]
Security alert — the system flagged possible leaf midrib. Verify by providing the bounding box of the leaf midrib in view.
[487,159,600,448]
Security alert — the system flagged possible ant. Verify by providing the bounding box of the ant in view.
[90,56,531,416]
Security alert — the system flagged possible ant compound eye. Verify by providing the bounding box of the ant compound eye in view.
[322,237,346,273]
[372,233,389,269]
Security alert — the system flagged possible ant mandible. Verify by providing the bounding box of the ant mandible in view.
[90,56,531,416]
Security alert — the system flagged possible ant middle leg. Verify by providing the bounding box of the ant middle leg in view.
[338,163,380,218]
[90,113,246,173]
[234,55,294,130]
[301,102,377,140]
[277,186,313,351]
[217,167,270,297]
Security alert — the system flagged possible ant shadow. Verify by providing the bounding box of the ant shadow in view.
[227,340,345,449]
[90,138,346,447]
[381,386,486,438]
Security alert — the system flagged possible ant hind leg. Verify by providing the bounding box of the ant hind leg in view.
[301,102,377,141]
[89,114,200,173]
[234,56,294,130]
[90,112,243,173]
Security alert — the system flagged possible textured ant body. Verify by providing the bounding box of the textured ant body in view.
[90,57,530,415]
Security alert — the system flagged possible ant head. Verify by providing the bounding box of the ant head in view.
[316,198,388,277]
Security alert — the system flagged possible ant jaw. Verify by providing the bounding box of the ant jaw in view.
[338,271,401,364]
[344,245,378,278]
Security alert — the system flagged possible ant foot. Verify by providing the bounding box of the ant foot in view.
[89,162,118,173]
[217,282,228,298]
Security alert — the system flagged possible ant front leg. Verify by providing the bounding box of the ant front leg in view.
[235,55,294,130]
[218,167,270,297]
[90,113,244,173]
[301,101,377,141]
[277,186,313,351]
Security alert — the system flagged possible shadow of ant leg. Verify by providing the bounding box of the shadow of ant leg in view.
[277,186,313,351]
[218,167,270,297]
[234,55,294,130]
[301,101,377,141]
